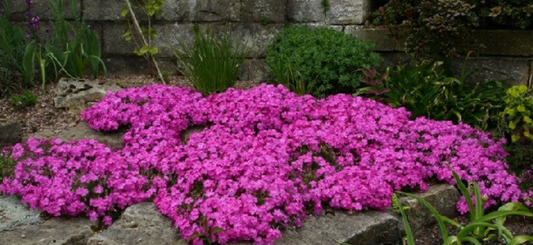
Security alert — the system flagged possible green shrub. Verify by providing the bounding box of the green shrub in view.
[172,26,248,96]
[501,85,533,175]
[10,91,38,108]
[266,25,382,98]
[380,62,505,132]
[502,85,533,143]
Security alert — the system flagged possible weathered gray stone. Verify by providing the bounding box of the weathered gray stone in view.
[103,22,194,58]
[449,57,531,86]
[288,0,369,24]
[351,28,403,51]
[0,123,23,149]
[326,0,370,25]
[288,0,326,23]
[57,122,125,150]
[344,25,363,37]
[379,52,409,69]
[474,30,533,56]
[5,0,79,21]
[228,23,285,58]
[305,23,344,32]
[160,0,192,21]
[0,218,95,245]
[102,23,138,56]
[154,23,194,58]
[276,211,401,245]
[192,0,242,22]
[84,0,190,22]
[0,196,42,232]
[53,78,121,113]
[191,0,287,23]
[398,184,461,235]
[83,0,123,21]
[87,202,186,245]
[157,23,283,59]
[25,121,125,150]
[102,56,177,76]
[240,59,271,81]
[239,0,287,23]
[25,121,124,150]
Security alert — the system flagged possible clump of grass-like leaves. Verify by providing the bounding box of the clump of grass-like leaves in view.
[172,26,248,96]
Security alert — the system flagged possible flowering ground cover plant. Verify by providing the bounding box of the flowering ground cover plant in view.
[1,84,531,244]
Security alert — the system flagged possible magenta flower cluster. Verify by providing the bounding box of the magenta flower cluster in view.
[0,84,528,244]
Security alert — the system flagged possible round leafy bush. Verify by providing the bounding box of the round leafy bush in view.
[266,25,383,98]
[1,84,529,245]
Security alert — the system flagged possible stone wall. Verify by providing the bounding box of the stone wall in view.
[357,29,533,86]
[6,0,374,81]
[6,0,533,85]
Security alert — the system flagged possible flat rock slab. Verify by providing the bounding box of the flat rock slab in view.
[0,195,42,231]
[272,211,401,245]
[57,122,125,150]
[0,218,95,245]
[27,122,125,150]
[87,202,187,245]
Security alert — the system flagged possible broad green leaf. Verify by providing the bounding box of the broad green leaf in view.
[451,170,475,221]
[393,193,416,245]
[509,236,533,245]
[83,28,103,77]
[123,31,132,42]
[443,236,461,245]
[457,222,498,238]
[512,134,520,143]
[472,182,484,222]
[461,236,482,245]
[398,191,449,240]
[23,40,37,84]
[476,210,533,223]
[120,9,129,17]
